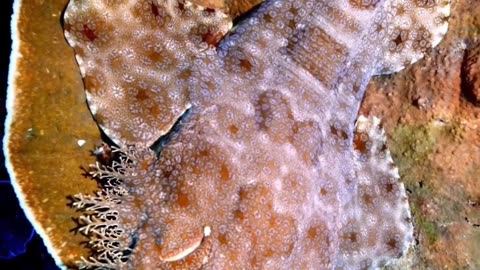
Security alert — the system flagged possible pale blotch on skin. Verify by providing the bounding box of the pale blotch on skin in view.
[65,0,450,269]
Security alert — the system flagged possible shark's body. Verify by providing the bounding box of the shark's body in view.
[63,0,450,269]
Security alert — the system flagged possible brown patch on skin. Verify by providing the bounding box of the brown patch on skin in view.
[64,22,71,32]
[82,24,97,42]
[289,6,298,15]
[201,30,224,47]
[387,238,398,250]
[362,193,374,205]
[178,69,192,80]
[287,19,296,31]
[263,12,273,23]
[234,208,246,221]
[330,125,350,140]
[148,104,162,116]
[204,7,216,14]
[218,232,228,245]
[5,0,102,265]
[220,164,230,181]
[307,226,318,240]
[132,1,172,27]
[176,192,191,208]
[145,50,167,65]
[343,232,358,243]
[385,182,394,193]
[353,82,362,93]
[84,74,101,94]
[228,124,239,135]
[232,184,297,264]
[239,58,253,72]
[135,89,151,101]
[396,5,407,16]
[375,22,384,33]
[354,131,368,153]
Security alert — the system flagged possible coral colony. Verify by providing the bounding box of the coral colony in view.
[62,0,450,269]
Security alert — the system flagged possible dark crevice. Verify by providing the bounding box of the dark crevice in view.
[122,230,139,259]
[99,128,118,148]
[149,106,193,155]
[231,0,264,26]
[460,45,479,106]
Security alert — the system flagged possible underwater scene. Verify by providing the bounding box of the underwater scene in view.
[2,0,480,269]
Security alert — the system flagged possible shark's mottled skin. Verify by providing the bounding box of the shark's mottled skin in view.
[64,0,450,269]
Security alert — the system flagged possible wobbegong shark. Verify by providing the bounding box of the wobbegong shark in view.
[14,0,454,269]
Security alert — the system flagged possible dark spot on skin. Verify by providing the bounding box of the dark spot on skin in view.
[362,193,373,205]
[330,125,349,140]
[353,82,361,93]
[386,183,394,193]
[176,192,190,207]
[375,23,384,33]
[220,164,230,182]
[287,19,296,30]
[263,13,273,23]
[151,2,160,17]
[218,233,228,244]
[289,7,298,15]
[354,133,368,153]
[387,238,397,250]
[344,232,357,243]
[393,34,403,46]
[396,5,406,15]
[240,59,253,72]
[228,125,239,135]
[135,89,150,101]
[82,24,97,42]
[307,227,317,239]
[64,23,71,32]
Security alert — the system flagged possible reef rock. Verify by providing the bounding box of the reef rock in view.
[463,42,480,106]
